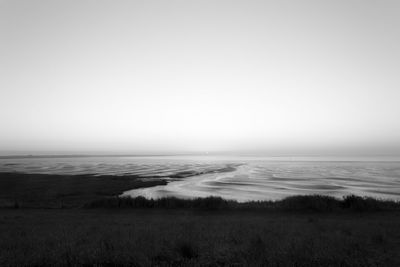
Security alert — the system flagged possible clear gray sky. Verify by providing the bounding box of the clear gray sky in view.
[1,0,400,155]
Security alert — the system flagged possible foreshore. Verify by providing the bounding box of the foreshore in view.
[1,171,399,210]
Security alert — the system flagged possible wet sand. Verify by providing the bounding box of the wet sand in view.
[123,161,400,201]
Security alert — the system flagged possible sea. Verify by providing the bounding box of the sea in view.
[1,155,400,201]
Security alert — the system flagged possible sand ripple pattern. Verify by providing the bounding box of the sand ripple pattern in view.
[122,160,400,201]
[1,156,400,201]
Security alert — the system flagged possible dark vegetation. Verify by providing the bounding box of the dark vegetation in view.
[1,209,400,266]
[87,195,400,212]
[1,172,400,266]
[0,172,166,208]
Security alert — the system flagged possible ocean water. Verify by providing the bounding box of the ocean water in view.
[1,155,400,201]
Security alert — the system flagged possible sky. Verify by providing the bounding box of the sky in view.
[1,0,400,155]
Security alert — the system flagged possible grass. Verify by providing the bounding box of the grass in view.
[1,209,400,266]
[0,172,166,208]
[86,195,400,212]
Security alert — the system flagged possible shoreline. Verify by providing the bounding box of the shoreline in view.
[1,170,400,210]
[1,171,399,211]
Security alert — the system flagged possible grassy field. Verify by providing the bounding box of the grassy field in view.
[1,209,400,266]
[1,172,400,266]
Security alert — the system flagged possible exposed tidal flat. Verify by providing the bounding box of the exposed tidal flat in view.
[122,160,400,202]
[1,155,400,203]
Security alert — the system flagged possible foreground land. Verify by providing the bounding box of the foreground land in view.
[1,172,400,266]
[1,209,400,266]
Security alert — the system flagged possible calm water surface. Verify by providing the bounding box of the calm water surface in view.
[1,156,400,201]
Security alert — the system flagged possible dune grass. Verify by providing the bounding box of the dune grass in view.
[87,194,400,212]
